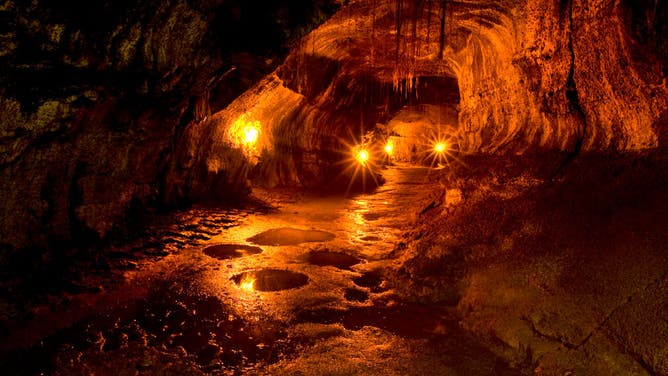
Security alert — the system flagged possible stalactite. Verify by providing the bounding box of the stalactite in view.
[438,0,446,59]
[426,0,432,45]
[371,0,376,61]
[395,0,403,65]
[411,0,419,60]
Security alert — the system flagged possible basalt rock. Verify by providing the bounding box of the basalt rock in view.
[184,0,667,194]
[0,0,341,258]
[1,0,667,263]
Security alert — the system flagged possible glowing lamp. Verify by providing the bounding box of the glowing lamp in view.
[434,142,447,153]
[384,142,394,155]
[355,149,370,165]
[244,125,259,145]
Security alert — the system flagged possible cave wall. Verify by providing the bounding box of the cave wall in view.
[1,0,667,257]
[189,0,668,196]
[0,0,340,256]
[451,0,668,152]
[180,0,462,191]
[358,0,668,153]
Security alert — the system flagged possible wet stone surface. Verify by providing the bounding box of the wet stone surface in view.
[203,244,263,259]
[353,271,388,293]
[247,227,335,246]
[344,288,370,302]
[295,302,460,340]
[1,165,527,375]
[306,251,361,269]
[3,278,293,375]
[231,269,309,292]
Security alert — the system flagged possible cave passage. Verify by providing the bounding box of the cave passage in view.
[2,0,668,374]
[2,163,524,374]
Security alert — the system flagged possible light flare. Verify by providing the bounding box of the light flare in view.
[384,141,394,156]
[355,148,370,165]
[434,141,448,153]
[244,125,259,145]
[230,112,261,151]
[333,130,382,196]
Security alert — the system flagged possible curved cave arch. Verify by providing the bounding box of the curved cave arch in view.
[2,0,668,375]
[159,0,668,206]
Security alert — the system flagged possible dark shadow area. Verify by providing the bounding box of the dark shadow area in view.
[0,277,293,374]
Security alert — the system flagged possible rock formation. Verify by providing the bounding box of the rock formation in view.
[0,0,341,258]
[1,0,666,277]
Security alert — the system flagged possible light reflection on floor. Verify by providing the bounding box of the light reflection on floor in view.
[191,164,434,326]
[5,164,522,375]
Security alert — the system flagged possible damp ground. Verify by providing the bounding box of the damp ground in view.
[0,163,525,375]
[4,154,668,375]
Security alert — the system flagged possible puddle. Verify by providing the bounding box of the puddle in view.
[344,288,369,302]
[353,271,388,293]
[203,244,263,259]
[231,269,309,292]
[247,228,335,246]
[296,302,451,339]
[306,251,361,269]
[362,212,383,221]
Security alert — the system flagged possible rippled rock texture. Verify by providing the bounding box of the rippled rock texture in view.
[0,0,340,256]
[454,0,668,152]
[2,0,667,263]
[182,0,667,195]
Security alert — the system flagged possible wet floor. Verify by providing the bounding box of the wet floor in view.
[1,164,524,375]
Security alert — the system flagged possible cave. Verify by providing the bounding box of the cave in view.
[1,0,667,374]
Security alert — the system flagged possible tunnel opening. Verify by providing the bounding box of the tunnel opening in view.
[2,0,668,375]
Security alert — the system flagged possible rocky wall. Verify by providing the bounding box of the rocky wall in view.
[191,0,668,196]
[453,0,668,152]
[0,0,340,258]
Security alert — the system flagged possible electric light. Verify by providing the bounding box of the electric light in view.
[355,148,370,165]
[384,141,394,155]
[434,142,447,153]
[230,112,261,151]
[244,125,259,145]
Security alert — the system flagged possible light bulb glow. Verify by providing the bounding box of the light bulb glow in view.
[231,112,261,150]
[244,125,259,145]
[384,142,394,155]
[434,142,447,153]
[355,149,370,165]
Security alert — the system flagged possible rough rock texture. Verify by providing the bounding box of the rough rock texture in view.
[394,153,668,374]
[1,0,667,270]
[175,0,462,191]
[0,0,340,257]
[182,0,668,194]
[454,0,668,152]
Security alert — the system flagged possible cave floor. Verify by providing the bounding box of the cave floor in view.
[0,163,524,375]
[3,154,668,375]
